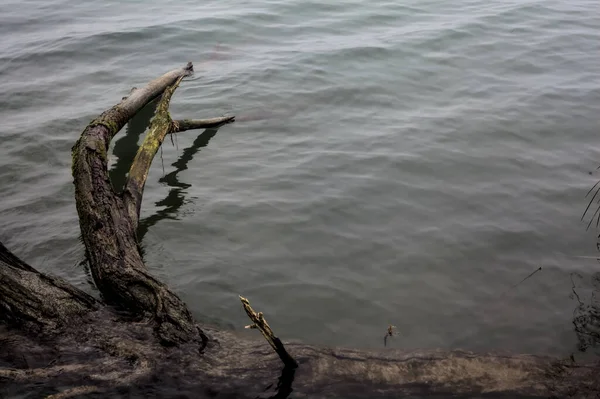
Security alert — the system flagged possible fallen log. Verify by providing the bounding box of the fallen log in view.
[1,63,599,398]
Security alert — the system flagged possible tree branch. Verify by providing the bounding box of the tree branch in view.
[71,63,205,347]
[123,100,235,227]
[170,116,235,133]
[240,296,298,369]
[123,75,186,229]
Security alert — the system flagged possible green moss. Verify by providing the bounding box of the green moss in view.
[91,118,119,136]
[86,106,128,138]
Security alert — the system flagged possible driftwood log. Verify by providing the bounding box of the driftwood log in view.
[1,62,598,398]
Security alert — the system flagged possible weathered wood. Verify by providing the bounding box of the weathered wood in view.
[0,242,98,333]
[170,116,235,133]
[122,84,234,228]
[240,295,298,368]
[123,75,186,229]
[1,314,597,398]
[71,63,205,347]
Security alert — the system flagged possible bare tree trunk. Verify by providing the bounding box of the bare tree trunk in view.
[1,63,598,399]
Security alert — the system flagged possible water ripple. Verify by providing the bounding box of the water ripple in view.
[1,0,599,355]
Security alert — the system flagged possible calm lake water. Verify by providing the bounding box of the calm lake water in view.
[1,0,599,356]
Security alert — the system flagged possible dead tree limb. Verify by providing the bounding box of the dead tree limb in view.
[71,62,207,347]
[170,116,235,133]
[240,295,298,369]
[123,85,234,228]
[123,74,187,228]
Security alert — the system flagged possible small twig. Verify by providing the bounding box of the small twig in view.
[384,325,396,347]
[239,295,298,369]
[499,266,542,297]
[160,145,165,176]
[570,273,585,307]
[582,179,600,230]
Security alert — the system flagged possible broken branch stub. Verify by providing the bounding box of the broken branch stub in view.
[239,295,298,369]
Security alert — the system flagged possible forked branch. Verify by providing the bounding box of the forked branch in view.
[123,83,235,228]
[71,62,206,346]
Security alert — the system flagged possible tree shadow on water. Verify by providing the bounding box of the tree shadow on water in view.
[136,127,221,242]
[83,102,221,270]
[256,365,295,399]
[109,98,160,193]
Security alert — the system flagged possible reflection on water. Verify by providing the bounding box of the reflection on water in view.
[571,271,600,355]
[107,99,222,243]
[560,255,600,396]
[571,202,600,357]
[137,128,220,241]
[109,99,160,193]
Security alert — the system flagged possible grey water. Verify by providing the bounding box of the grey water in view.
[1,0,599,357]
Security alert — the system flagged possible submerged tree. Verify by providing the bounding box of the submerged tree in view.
[0,62,598,398]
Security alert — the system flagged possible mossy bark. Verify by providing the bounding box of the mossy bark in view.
[123,75,184,228]
[70,63,205,347]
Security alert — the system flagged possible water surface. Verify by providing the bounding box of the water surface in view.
[1,0,600,356]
